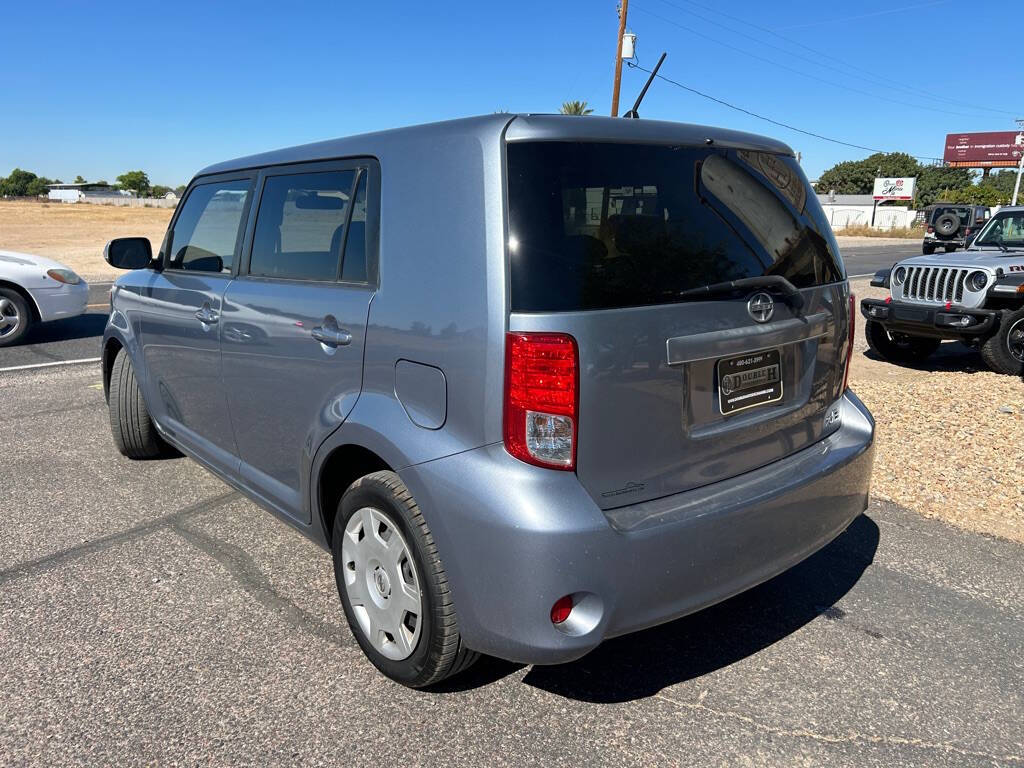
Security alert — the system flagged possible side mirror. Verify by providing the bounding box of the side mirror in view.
[104,237,153,270]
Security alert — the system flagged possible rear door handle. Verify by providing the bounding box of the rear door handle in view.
[311,326,352,346]
[194,307,219,324]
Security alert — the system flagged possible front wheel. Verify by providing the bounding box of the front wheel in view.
[0,288,32,347]
[332,471,478,687]
[108,348,166,459]
[980,309,1024,376]
[864,319,941,365]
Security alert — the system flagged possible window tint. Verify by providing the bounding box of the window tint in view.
[341,172,368,283]
[250,171,355,281]
[976,212,1024,246]
[169,180,250,273]
[507,142,843,312]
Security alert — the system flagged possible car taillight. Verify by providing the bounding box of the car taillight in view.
[842,293,855,392]
[504,332,578,470]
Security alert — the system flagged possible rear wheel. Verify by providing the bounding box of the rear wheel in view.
[332,471,478,687]
[944,246,956,253]
[0,288,32,347]
[865,319,941,365]
[922,244,936,255]
[980,308,1024,376]
[108,348,165,459]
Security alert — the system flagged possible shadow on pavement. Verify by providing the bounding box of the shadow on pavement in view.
[516,513,880,703]
[861,340,984,373]
[24,313,107,345]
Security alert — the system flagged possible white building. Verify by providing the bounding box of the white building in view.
[47,183,133,203]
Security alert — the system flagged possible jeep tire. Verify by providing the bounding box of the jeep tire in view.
[922,243,936,255]
[865,319,941,365]
[980,308,1024,376]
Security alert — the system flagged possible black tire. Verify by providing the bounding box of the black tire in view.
[108,348,164,459]
[864,319,941,365]
[332,471,478,687]
[944,246,956,253]
[934,212,960,237]
[922,243,936,255]
[0,287,33,347]
[980,308,1024,376]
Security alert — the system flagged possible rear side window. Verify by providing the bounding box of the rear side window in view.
[168,180,251,273]
[250,170,356,281]
[506,142,844,312]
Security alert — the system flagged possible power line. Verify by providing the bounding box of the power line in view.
[648,0,1017,117]
[625,61,944,162]
[632,4,1005,120]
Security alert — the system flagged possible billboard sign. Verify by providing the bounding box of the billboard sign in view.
[873,177,915,200]
[944,132,1024,167]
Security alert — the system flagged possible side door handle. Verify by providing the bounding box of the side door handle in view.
[311,326,352,346]
[194,306,219,324]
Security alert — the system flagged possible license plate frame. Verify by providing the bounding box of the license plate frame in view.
[717,348,784,415]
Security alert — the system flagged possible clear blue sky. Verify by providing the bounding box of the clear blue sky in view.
[3,0,1019,186]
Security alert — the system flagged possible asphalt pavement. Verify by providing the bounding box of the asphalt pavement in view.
[840,242,923,278]
[0,364,1021,767]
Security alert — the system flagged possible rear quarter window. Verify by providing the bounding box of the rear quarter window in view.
[506,142,844,312]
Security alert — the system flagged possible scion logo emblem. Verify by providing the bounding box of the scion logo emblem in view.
[747,292,775,323]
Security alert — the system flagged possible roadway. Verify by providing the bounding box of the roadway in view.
[0,363,1020,766]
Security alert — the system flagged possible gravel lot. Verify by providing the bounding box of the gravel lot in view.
[849,277,1024,543]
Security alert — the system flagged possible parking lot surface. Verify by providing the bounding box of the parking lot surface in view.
[1,363,1021,767]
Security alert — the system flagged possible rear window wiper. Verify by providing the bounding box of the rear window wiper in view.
[677,275,805,312]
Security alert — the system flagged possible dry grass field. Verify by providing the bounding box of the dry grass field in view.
[0,200,172,280]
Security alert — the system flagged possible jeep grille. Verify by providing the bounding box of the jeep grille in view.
[902,266,969,304]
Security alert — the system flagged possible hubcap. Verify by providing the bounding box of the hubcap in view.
[0,298,21,338]
[341,507,422,660]
[1007,318,1024,363]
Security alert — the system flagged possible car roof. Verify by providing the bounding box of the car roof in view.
[196,113,796,178]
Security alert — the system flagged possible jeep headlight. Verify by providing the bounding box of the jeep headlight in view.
[893,266,907,285]
[968,271,988,291]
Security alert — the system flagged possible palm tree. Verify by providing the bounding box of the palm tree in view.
[559,100,593,116]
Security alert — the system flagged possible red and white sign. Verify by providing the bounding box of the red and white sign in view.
[872,177,915,201]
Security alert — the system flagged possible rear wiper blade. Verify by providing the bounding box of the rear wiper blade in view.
[677,275,805,312]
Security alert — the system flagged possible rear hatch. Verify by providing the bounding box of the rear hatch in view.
[506,140,852,509]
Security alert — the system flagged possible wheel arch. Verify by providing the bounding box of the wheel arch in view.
[0,279,42,323]
[315,443,394,548]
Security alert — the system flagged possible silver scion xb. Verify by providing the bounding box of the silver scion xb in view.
[102,114,875,687]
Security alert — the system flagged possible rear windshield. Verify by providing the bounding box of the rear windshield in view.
[507,142,845,312]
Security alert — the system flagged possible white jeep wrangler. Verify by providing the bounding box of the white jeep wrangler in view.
[861,206,1024,375]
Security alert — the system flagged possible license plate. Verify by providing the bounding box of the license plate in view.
[717,349,783,414]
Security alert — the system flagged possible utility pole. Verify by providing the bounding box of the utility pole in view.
[610,0,630,117]
[1012,119,1024,206]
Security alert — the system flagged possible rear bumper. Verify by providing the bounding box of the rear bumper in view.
[400,391,875,665]
[861,298,997,339]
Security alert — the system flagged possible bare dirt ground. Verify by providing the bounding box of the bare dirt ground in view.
[0,200,171,280]
[849,277,1024,542]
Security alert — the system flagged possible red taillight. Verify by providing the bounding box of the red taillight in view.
[504,332,578,470]
[842,293,855,392]
[550,595,574,625]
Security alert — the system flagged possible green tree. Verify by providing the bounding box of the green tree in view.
[979,169,1019,201]
[939,184,1005,206]
[0,168,39,197]
[25,176,54,196]
[116,170,151,197]
[559,100,593,116]
[173,184,186,196]
[73,175,87,184]
[815,152,920,195]
[915,165,972,207]
[151,184,171,198]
